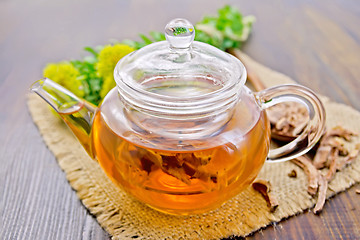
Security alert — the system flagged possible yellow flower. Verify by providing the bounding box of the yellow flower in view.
[97,44,135,97]
[43,62,85,97]
[100,76,116,98]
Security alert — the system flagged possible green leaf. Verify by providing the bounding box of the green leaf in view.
[122,39,146,50]
[139,34,153,45]
[84,47,99,57]
[89,78,102,92]
[195,5,255,50]
[85,95,98,103]
[150,31,166,41]
[83,56,97,64]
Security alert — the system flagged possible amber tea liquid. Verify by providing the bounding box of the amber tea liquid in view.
[91,91,270,215]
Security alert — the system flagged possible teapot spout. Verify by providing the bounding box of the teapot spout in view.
[30,78,97,158]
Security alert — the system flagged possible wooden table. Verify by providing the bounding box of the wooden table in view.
[1,0,359,239]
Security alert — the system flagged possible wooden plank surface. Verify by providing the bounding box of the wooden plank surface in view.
[0,0,359,239]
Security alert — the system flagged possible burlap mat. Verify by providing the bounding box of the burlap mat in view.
[27,52,360,240]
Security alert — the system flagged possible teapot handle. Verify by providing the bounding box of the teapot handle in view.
[254,84,326,162]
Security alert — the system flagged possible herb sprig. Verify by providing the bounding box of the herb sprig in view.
[70,46,102,104]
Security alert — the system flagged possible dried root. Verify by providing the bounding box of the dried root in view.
[291,126,359,214]
[313,174,328,214]
[312,145,332,169]
[324,126,357,141]
[267,102,309,140]
[134,147,217,185]
[325,148,340,182]
[337,144,360,170]
[291,156,328,214]
[291,156,319,195]
[252,179,279,212]
[312,127,359,184]
[288,169,297,178]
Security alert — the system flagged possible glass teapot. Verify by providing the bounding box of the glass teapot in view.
[31,19,325,215]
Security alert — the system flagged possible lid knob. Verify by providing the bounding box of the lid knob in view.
[165,18,195,49]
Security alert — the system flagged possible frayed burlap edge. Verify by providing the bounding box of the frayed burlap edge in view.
[27,52,360,240]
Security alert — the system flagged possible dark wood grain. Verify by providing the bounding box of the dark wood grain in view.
[1,0,359,239]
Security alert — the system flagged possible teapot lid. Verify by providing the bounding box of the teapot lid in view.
[114,18,246,100]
